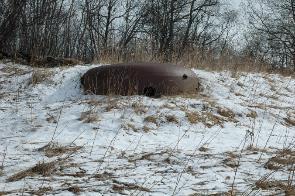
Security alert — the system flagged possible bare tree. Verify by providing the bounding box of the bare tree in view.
[0,0,238,64]
[246,0,295,68]
[0,0,26,56]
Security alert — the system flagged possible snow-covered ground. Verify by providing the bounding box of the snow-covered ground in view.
[0,62,294,195]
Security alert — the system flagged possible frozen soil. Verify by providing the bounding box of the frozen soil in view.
[0,62,294,195]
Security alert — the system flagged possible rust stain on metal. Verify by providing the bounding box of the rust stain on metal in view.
[81,62,200,96]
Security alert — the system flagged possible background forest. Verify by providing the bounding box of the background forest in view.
[0,0,294,71]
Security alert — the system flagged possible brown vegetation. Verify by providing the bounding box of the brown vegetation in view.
[7,161,56,182]
[264,149,295,170]
[165,115,179,124]
[79,111,100,123]
[112,180,150,193]
[144,115,158,125]
[30,69,53,85]
[217,107,235,119]
[186,111,225,128]
[246,111,258,119]
[255,180,295,194]
[67,186,81,194]
[1,0,293,72]
[38,143,82,158]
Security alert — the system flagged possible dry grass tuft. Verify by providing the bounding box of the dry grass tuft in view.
[128,151,169,162]
[264,149,295,170]
[165,115,179,124]
[235,92,244,97]
[143,125,151,133]
[67,186,81,193]
[161,103,176,110]
[38,143,82,158]
[112,179,150,193]
[0,66,29,75]
[93,171,114,181]
[46,114,57,123]
[30,69,53,85]
[79,111,99,123]
[223,152,239,168]
[246,111,258,119]
[0,191,11,195]
[186,111,224,128]
[201,112,224,128]
[199,146,209,152]
[7,161,56,182]
[186,112,199,124]
[284,115,295,127]
[246,146,269,153]
[260,92,279,100]
[217,107,235,119]
[86,99,101,106]
[223,158,239,168]
[255,180,295,194]
[144,115,158,125]
[105,99,119,112]
[122,123,138,132]
[32,187,53,195]
[132,102,147,114]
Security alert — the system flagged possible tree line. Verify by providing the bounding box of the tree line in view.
[0,0,294,69]
[244,0,295,69]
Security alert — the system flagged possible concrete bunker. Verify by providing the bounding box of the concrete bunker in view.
[81,62,200,97]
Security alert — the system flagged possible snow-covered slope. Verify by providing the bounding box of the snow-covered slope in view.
[0,63,294,195]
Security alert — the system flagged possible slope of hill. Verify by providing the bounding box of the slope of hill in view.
[0,63,294,195]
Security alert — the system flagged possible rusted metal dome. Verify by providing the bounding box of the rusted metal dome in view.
[81,62,199,97]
